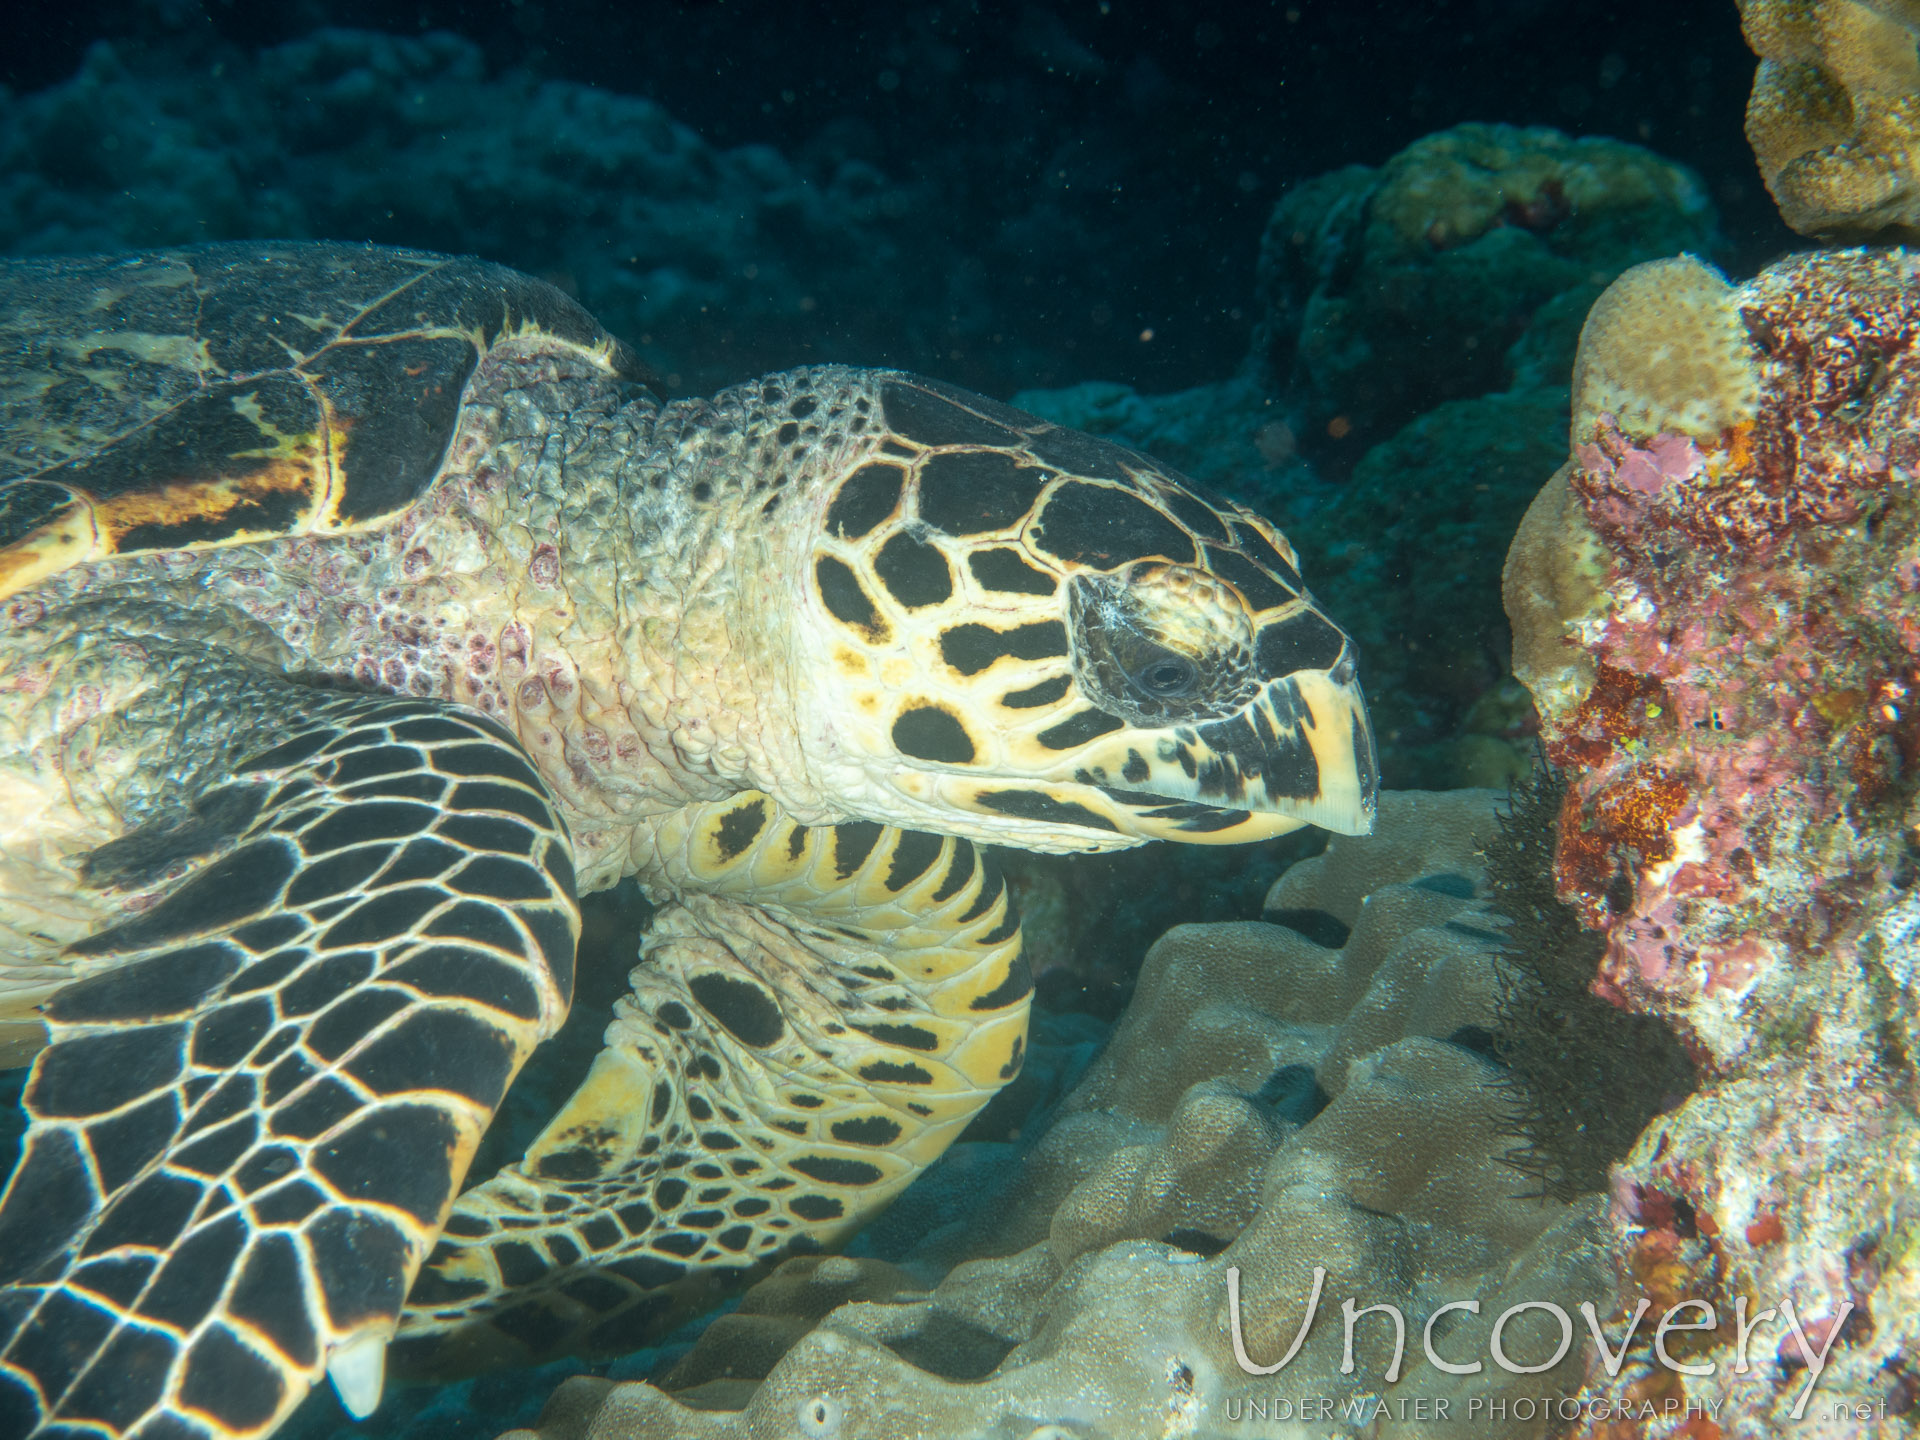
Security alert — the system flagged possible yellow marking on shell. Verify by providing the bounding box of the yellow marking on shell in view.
[312,384,351,529]
[52,330,218,376]
[89,451,326,553]
[0,1020,46,1068]
[1,381,353,600]
[0,501,97,603]
[83,262,194,315]
[288,309,347,335]
[82,284,136,314]
[228,391,307,452]
[1253,514,1302,569]
[498,316,628,377]
[0,370,60,406]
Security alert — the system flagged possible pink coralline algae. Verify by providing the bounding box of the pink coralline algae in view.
[1505,249,1920,1436]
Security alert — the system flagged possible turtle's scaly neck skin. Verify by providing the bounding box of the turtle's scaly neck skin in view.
[4,351,878,895]
[310,347,839,890]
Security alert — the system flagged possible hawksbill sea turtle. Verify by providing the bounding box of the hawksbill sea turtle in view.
[0,242,1376,1439]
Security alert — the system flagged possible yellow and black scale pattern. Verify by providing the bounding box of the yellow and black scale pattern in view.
[381,370,1374,1369]
[0,695,577,1440]
[394,792,1028,1370]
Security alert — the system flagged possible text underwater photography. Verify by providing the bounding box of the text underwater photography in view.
[1213,1264,1863,1427]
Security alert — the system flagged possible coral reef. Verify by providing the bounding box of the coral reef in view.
[495,791,1619,1440]
[1252,123,1718,467]
[1740,0,1920,237]
[1299,389,1573,790]
[996,823,1328,1020]
[1504,248,1920,1430]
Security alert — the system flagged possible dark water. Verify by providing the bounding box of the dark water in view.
[0,5,1795,1436]
[7,1,1790,399]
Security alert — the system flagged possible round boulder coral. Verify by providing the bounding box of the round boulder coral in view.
[1741,0,1920,236]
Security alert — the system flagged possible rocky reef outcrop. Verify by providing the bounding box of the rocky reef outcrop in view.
[1251,122,1718,467]
[492,791,1621,1440]
[1505,247,1920,1431]
[1263,125,1719,793]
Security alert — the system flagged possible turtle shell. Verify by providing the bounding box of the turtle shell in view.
[0,241,642,600]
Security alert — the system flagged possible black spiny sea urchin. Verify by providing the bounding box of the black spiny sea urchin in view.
[1485,761,1699,1200]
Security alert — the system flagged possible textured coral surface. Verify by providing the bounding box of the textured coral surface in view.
[1506,248,1920,1435]
[496,792,1615,1440]
[1741,0,1920,237]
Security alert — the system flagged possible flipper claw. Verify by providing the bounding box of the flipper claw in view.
[327,1332,388,1420]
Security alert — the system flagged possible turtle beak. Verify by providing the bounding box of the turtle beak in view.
[1074,659,1378,843]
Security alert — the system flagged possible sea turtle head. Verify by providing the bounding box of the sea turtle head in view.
[788,371,1378,854]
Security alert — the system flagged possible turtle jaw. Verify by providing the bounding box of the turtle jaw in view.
[924,662,1379,852]
[1088,665,1380,841]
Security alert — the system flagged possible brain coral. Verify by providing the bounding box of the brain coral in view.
[1741,0,1920,235]
[1504,247,1920,1431]
[499,792,1620,1440]
[1570,255,1762,447]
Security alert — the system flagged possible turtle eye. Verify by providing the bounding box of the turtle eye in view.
[1068,571,1254,725]
[1131,654,1198,698]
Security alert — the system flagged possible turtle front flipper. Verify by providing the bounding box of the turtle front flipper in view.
[0,698,576,1440]
[391,791,1028,1374]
